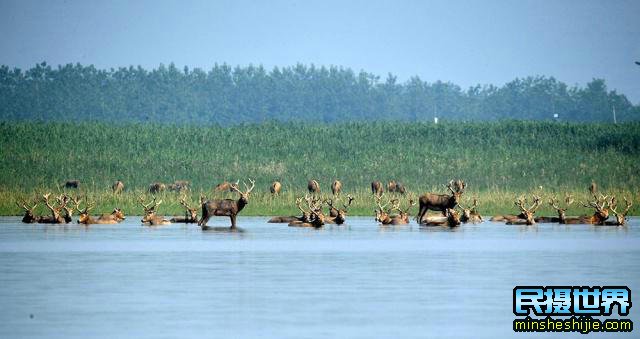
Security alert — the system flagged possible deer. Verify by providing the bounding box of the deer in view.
[605,197,632,226]
[16,198,39,223]
[112,180,124,194]
[76,198,122,225]
[581,194,611,225]
[459,198,483,223]
[39,193,69,224]
[506,196,542,225]
[149,182,166,194]
[374,194,406,225]
[325,195,354,225]
[307,179,320,194]
[331,180,342,195]
[270,181,282,195]
[199,179,255,229]
[371,181,383,196]
[214,181,233,192]
[390,197,416,224]
[288,195,325,228]
[139,196,171,226]
[388,180,397,193]
[268,197,312,223]
[536,195,574,223]
[170,195,198,223]
[420,208,461,227]
[416,180,465,223]
[62,180,80,189]
[168,180,190,192]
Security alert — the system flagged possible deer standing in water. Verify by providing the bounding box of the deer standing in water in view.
[416,180,465,223]
[199,179,255,229]
[288,195,325,228]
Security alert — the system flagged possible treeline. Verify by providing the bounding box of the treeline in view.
[1,121,638,192]
[0,62,637,124]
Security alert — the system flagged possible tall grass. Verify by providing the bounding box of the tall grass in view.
[1,121,638,216]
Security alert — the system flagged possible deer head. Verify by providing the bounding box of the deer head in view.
[549,194,574,221]
[583,193,610,223]
[610,197,632,226]
[75,198,95,224]
[515,195,541,225]
[16,198,38,223]
[138,195,162,221]
[230,178,256,204]
[179,195,198,220]
[446,180,465,206]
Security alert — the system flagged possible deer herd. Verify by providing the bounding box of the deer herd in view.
[15,179,633,229]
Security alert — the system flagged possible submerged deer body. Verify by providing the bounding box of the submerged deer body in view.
[505,196,541,225]
[170,195,199,223]
[200,179,255,229]
[16,199,39,223]
[459,198,483,223]
[288,195,325,228]
[421,209,461,227]
[605,197,632,226]
[139,196,171,226]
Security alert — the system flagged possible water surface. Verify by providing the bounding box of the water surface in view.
[0,217,638,338]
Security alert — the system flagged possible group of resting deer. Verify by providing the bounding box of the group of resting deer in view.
[491,192,632,226]
[17,193,126,225]
[268,194,355,228]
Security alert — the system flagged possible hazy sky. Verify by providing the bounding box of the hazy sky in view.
[1,0,639,102]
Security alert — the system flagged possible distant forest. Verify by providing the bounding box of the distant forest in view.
[1,62,637,123]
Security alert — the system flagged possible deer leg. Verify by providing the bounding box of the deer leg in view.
[230,214,236,228]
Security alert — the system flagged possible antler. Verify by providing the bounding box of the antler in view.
[583,194,608,212]
[295,197,307,214]
[42,193,57,213]
[610,197,632,217]
[374,193,390,212]
[179,194,193,210]
[230,178,255,195]
[342,195,355,210]
[446,180,455,194]
[529,195,542,213]
[514,196,527,213]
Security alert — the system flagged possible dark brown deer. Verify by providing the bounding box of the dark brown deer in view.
[112,180,124,194]
[139,196,171,226]
[371,181,383,196]
[270,181,282,195]
[149,182,166,194]
[16,198,38,223]
[170,195,198,223]
[605,197,632,226]
[538,195,574,224]
[396,182,407,194]
[331,180,342,195]
[199,179,255,229]
[506,196,542,225]
[416,180,465,222]
[308,179,320,194]
[62,180,80,189]
[459,198,483,223]
[325,195,354,225]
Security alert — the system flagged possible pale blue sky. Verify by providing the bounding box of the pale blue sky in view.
[1,0,639,102]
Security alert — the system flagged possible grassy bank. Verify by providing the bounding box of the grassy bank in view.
[1,121,639,216]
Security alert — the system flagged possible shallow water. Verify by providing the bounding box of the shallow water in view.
[0,216,638,338]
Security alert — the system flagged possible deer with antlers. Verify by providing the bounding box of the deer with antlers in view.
[288,195,325,228]
[505,196,542,225]
[420,208,462,227]
[581,193,611,225]
[199,179,255,229]
[16,198,39,223]
[605,197,632,226]
[38,193,70,224]
[75,198,124,225]
[416,180,465,223]
[170,195,199,223]
[325,195,354,225]
[374,194,409,225]
[537,195,575,224]
[459,198,483,223]
[268,196,312,223]
[139,196,171,226]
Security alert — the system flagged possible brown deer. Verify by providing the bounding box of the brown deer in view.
[200,179,255,229]
[289,195,325,228]
[268,197,312,223]
[396,182,407,194]
[420,209,461,227]
[76,199,122,225]
[149,182,166,194]
[62,180,80,189]
[371,181,383,196]
[307,179,320,194]
[538,195,574,223]
[139,196,171,226]
[112,180,124,194]
[170,195,198,223]
[416,180,465,222]
[459,198,483,223]
[374,194,406,225]
[16,198,38,223]
[168,180,190,192]
[605,197,632,226]
[388,180,397,193]
[214,181,233,192]
[581,194,610,225]
[390,197,416,224]
[39,193,69,224]
[270,181,282,195]
[331,180,342,195]
[325,195,354,225]
[506,196,542,225]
